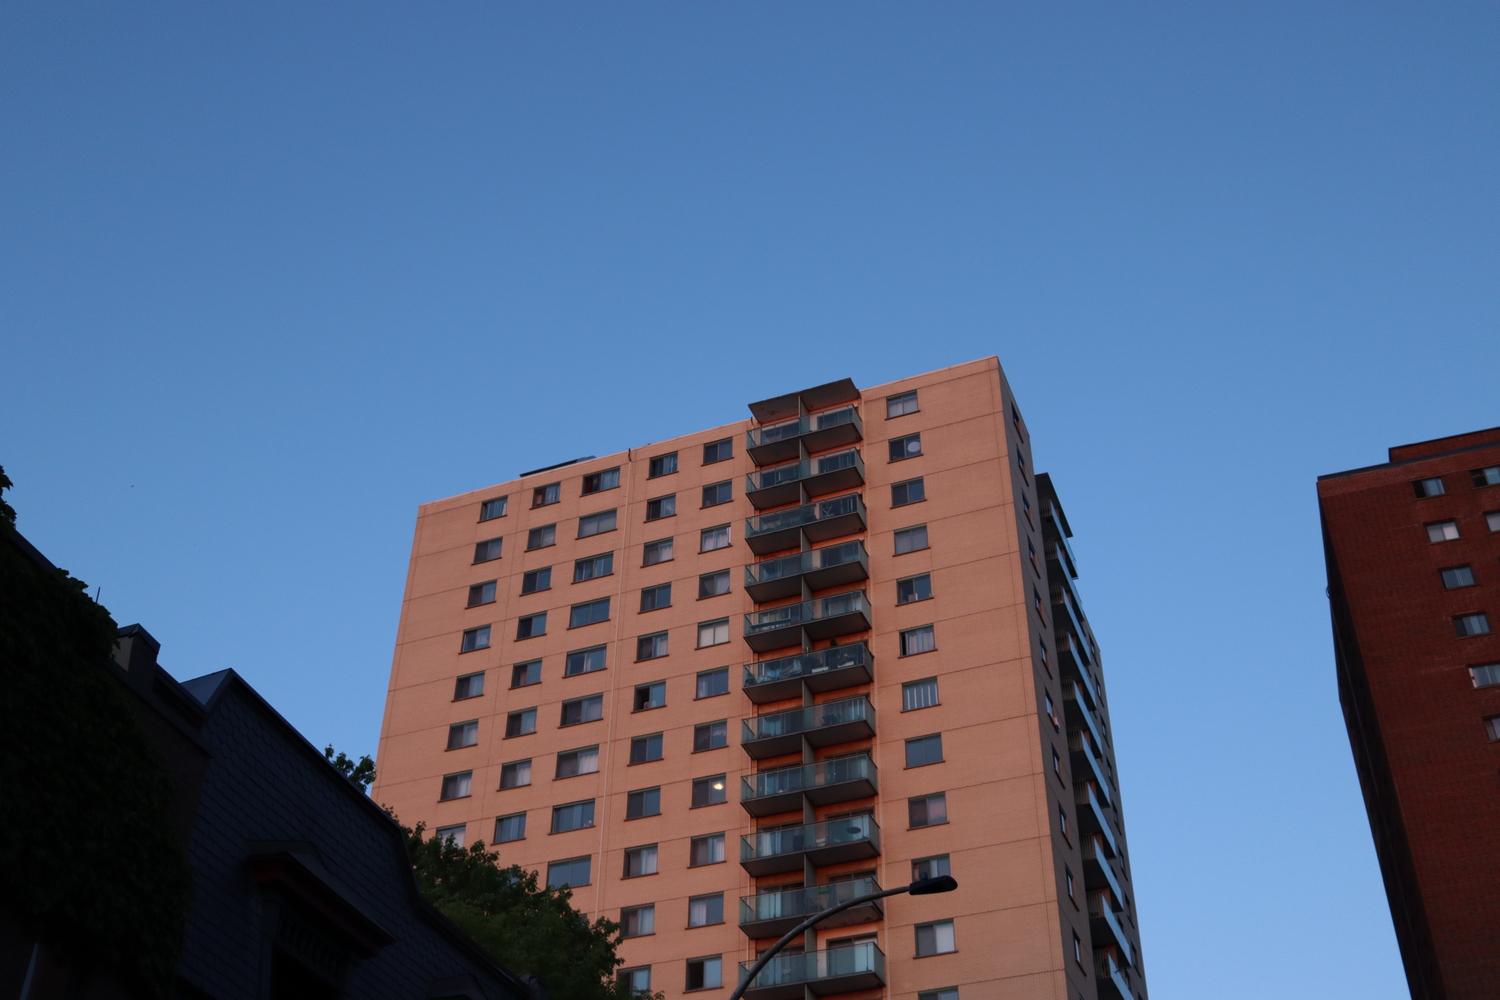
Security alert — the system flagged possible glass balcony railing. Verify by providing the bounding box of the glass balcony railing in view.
[746,405,864,467]
[743,590,870,653]
[737,942,886,1000]
[744,540,869,602]
[738,877,883,939]
[740,814,881,877]
[743,643,874,704]
[745,449,865,510]
[1076,782,1119,858]
[745,493,866,555]
[741,755,877,816]
[1082,833,1126,908]
[1095,950,1136,1000]
[1069,729,1113,807]
[1088,890,1135,967]
[742,696,875,758]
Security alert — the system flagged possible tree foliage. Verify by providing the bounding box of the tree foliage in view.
[324,745,376,791]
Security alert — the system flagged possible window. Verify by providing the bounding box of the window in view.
[688,894,724,927]
[1487,717,1500,742]
[480,497,508,521]
[1072,931,1083,965]
[574,553,614,582]
[692,775,727,807]
[561,695,604,726]
[532,482,560,507]
[447,720,479,750]
[897,574,932,604]
[522,567,552,594]
[467,581,497,607]
[696,667,730,698]
[626,787,661,819]
[439,771,472,800]
[637,632,669,660]
[474,537,503,563]
[547,857,591,889]
[643,538,674,565]
[1052,747,1062,779]
[918,990,960,1000]
[630,733,664,764]
[895,525,929,554]
[1045,691,1059,728]
[621,905,655,938]
[650,453,678,478]
[499,758,532,789]
[901,625,936,656]
[890,433,922,462]
[494,813,526,843]
[1028,538,1040,575]
[454,671,485,700]
[460,626,491,652]
[909,793,947,828]
[1058,804,1069,839]
[1442,566,1476,589]
[703,439,732,465]
[527,524,557,550]
[510,660,541,688]
[1016,452,1029,484]
[1473,466,1500,488]
[1471,664,1500,687]
[685,956,722,991]
[887,391,918,418]
[699,570,731,598]
[579,510,617,538]
[570,598,611,628]
[1490,511,1500,532]
[906,734,944,767]
[1065,866,1076,902]
[582,468,620,495]
[646,495,676,521]
[903,677,940,711]
[1427,520,1461,542]
[517,613,547,639]
[689,833,725,866]
[892,477,925,506]
[694,721,728,751]
[624,844,658,877]
[563,646,606,677]
[1039,637,1049,670]
[556,746,600,778]
[702,481,732,507]
[551,800,596,833]
[915,920,956,957]
[641,583,672,612]
[618,967,651,994]
[634,682,667,711]
[1456,613,1492,637]
[1012,403,1024,438]
[912,855,950,881]
[1413,477,1447,498]
[698,619,730,648]
[700,525,731,552]
[435,824,466,847]
[1033,586,1044,617]
[505,708,537,738]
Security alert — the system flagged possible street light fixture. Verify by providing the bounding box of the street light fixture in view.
[727,875,958,1000]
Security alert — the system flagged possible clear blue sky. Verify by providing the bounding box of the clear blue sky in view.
[5,4,1497,997]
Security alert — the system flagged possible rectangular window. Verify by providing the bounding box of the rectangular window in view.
[447,720,479,750]
[1016,453,1029,484]
[901,625,936,656]
[696,667,730,698]
[574,552,614,582]
[630,733,664,764]
[1442,566,1476,589]
[643,537,674,565]
[1473,466,1500,488]
[494,813,526,843]
[467,581,497,607]
[698,619,730,648]
[1471,664,1500,687]
[1046,691,1058,728]
[1073,931,1083,964]
[551,800,596,833]
[517,613,547,639]
[1065,865,1076,901]
[892,477,925,506]
[435,824,466,847]
[511,660,541,688]
[702,481,732,507]
[1059,804,1069,839]
[620,904,655,938]
[532,483,560,507]
[522,567,552,594]
[650,453,678,478]
[556,746,600,778]
[1427,520,1461,542]
[480,497,508,521]
[641,583,672,612]
[578,510,618,538]
[474,537,504,563]
[1487,717,1500,742]
[499,759,532,789]
[902,677,940,711]
[915,920,956,957]
[1490,511,1500,532]
[561,695,604,726]
[890,433,923,462]
[564,646,607,677]
[692,775,727,807]
[547,857,591,889]
[634,681,667,711]
[909,792,947,828]
[689,833,725,866]
[694,720,728,751]
[569,598,611,629]
[912,855,950,881]
[646,494,676,521]
[1413,477,1447,498]
[1456,613,1492,637]
[582,468,621,495]
[895,525,929,554]
[505,708,537,738]
[626,787,661,819]
[906,734,944,767]
[700,525,731,552]
[685,956,722,991]
[688,894,724,927]
[527,524,557,550]
[703,439,732,465]
[624,844,658,877]
[1052,747,1062,778]
[637,631,669,661]
[439,771,472,801]
[461,626,491,652]
[454,671,485,700]
[618,968,652,993]
[918,990,960,1000]
[699,570,731,598]
[887,391,918,418]
[897,574,932,604]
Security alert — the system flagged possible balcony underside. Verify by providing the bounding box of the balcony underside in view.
[747,464,866,511]
[744,650,874,705]
[741,773,878,817]
[745,557,869,604]
[748,421,863,467]
[739,899,883,940]
[743,715,875,760]
[740,836,880,877]
[746,509,866,555]
[744,607,871,654]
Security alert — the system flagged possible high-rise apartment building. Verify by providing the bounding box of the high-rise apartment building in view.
[1319,427,1500,1000]
[374,357,1147,1000]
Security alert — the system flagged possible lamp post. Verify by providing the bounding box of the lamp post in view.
[726,875,957,1000]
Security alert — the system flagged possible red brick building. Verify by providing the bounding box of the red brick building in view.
[1319,427,1500,1000]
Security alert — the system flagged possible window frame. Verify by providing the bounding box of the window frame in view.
[559,694,604,727]
[499,758,532,790]
[889,433,923,462]
[623,844,659,878]
[697,618,730,648]
[521,567,552,595]
[504,708,537,738]
[645,494,677,521]
[550,799,597,834]
[532,482,561,508]
[900,624,937,656]
[689,832,726,867]
[894,524,929,554]
[896,573,933,605]
[693,720,728,752]
[1426,520,1461,543]
[700,524,731,552]
[625,786,662,820]
[526,524,557,550]
[914,919,956,957]
[905,733,945,768]
[439,771,473,801]
[1412,476,1447,498]
[702,439,733,465]
[687,893,725,927]
[577,509,618,539]
[701,480,733,508]
[447,720,479,750]
[581,467,621,496]
[886,390,919,418]
[473,537,504,563]
[494,813,527,843]
[691,774,728,808]
[908,792,948,829]
[555,745,601,779]
[643,537,675,566]
[573,552,615,583]
[1441,565,1477,589]
[629,732,665,765]
[633,681,667,712]
[516,612,547,640]
[563,646,606,677]
[546,856,592,889]
[902,677,940,711]
[636,631,669,661]
[460,625,491,653]
[620,903,655,938]
[698,569,731,599]
[892,477,925,507]
[684,955,723,992]
[649,453,679,479]
[568,597,612,629]
[466,580,497,607]
[695,667,730,699]
[479,497,509,521]
[640,582,672,613]
[454,671,486,700]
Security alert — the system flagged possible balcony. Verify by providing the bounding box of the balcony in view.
[740,814,880,877]
[738,877,883,939]
[1082,833,1126,908]
[1069,730,1113,807]
[1051,588,1094,667]
[737,942,886,1000]
[746,493,867,556]
[1045,535,1078,581]
[745,541,869,603]
[747,405,864,467]
[1088,889,1135,967]
[741,755,877,817]
[1075,782,1119,858]
[743,644,874,704]
[1095,950,1135,1000]
[742,696,875,759]
[743,591,871,653]
[745,449,865,510]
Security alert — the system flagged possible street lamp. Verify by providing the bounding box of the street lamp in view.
[727,875,958,1000]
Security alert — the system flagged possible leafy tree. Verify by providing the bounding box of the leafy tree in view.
[324,745,376,791]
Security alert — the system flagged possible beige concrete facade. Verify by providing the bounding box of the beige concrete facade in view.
[374,357,1146,1000]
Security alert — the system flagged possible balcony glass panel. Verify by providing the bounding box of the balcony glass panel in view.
[745,450,865,509]
[742,643,874,703]
[741,755,876,813]
[738,877,881,932]
[738,942,885,999]
[740,814,880,875]
[742,696,873,747]
[743,591,869,652]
